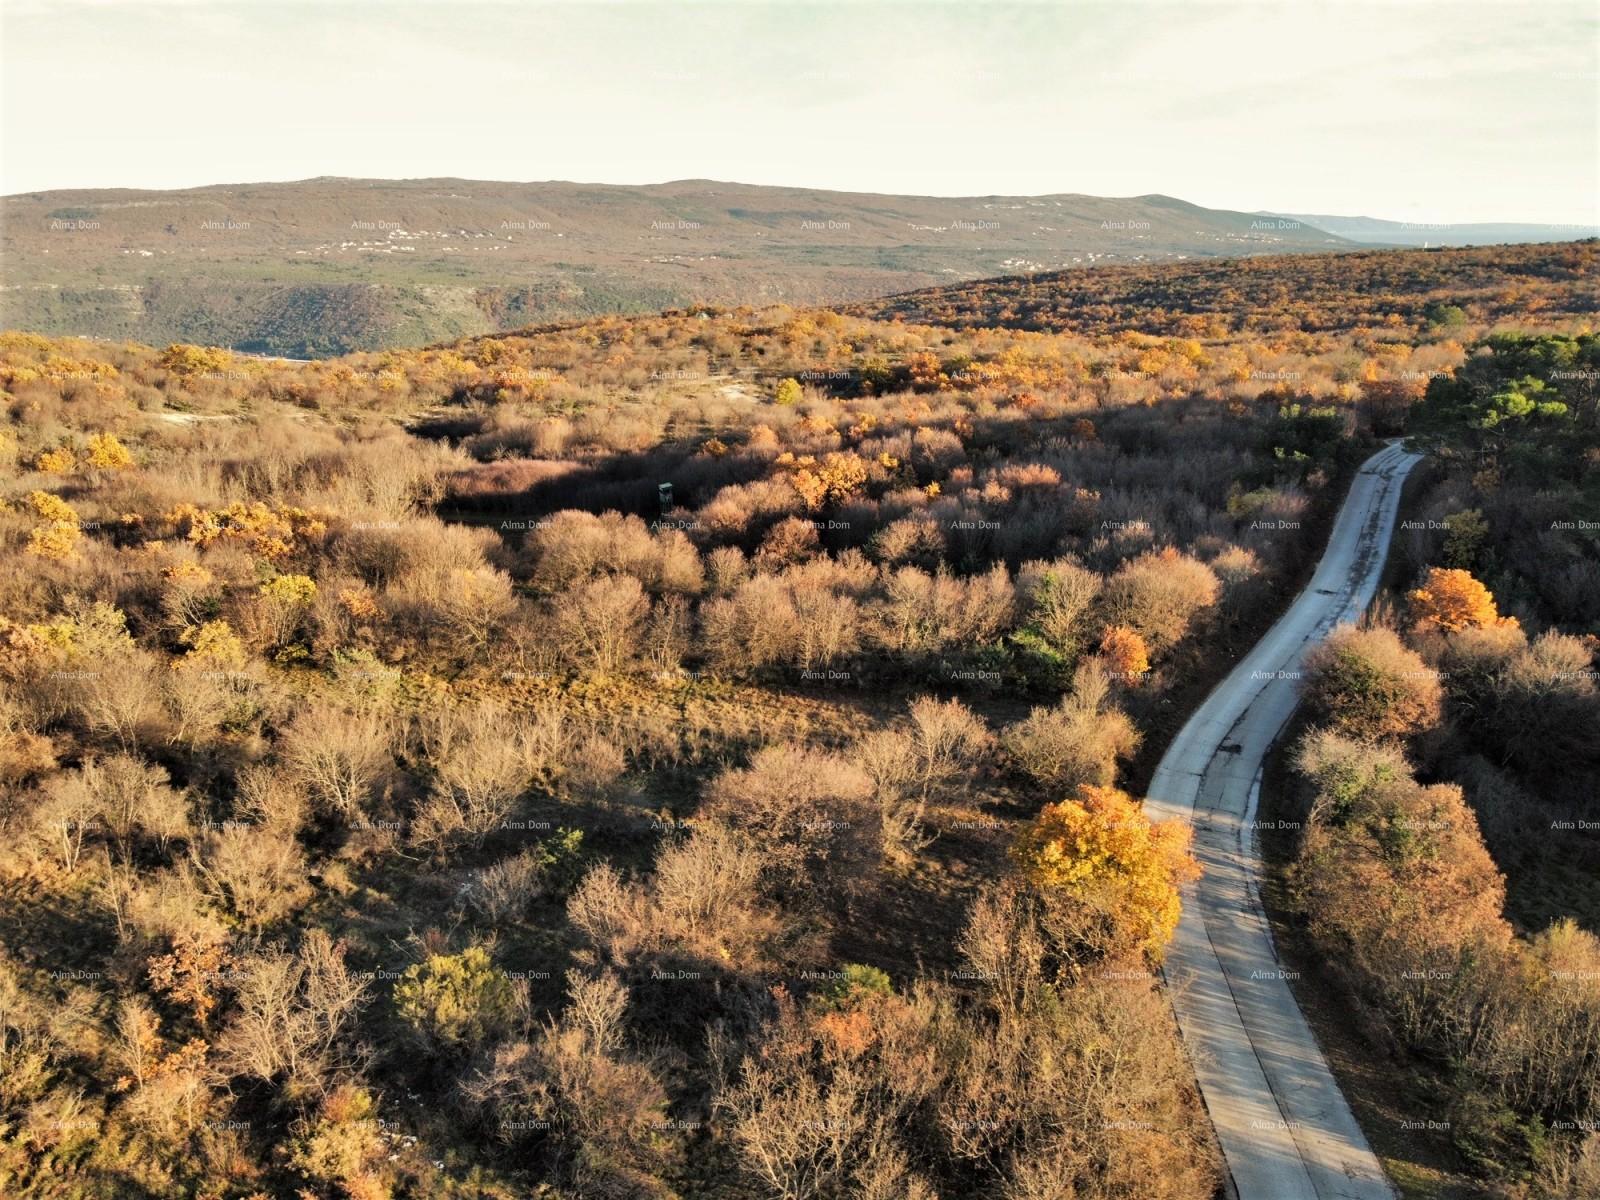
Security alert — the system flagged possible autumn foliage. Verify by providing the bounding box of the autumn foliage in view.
[1098,624,1151,684]
[1302,624,1442,740]
[1408,566,1514,634]
[1010,784,1199,959]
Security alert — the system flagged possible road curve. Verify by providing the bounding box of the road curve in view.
[1146,441,1422,1200]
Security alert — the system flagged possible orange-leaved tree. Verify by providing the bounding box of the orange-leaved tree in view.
[1010,784,1199,960]
[1408,566,1516,634]
[1097,624,1151,685]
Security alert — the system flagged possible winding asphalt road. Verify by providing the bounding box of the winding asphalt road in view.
[1145,441,1422,1200]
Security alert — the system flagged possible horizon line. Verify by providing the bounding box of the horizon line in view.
[4,174,1597,232]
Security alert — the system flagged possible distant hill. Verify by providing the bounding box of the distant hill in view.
[1270,213,1600,248]
[840,240,1599,338]
[1,177,1356,356]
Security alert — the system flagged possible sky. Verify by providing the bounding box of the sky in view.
[3,0,1597,225]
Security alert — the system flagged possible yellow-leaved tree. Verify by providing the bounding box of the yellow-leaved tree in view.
[1011,784,1199,960]
[1408,566,1516,634]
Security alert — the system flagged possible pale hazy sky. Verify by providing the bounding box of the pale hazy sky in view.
[3,0,1597,224]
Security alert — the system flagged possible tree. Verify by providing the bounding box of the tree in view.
[905,695,988,798]
[279,702,397,821]
[219,930,369,1098]
[552,574,649,674]
[1097,625,1150,685]
[1409,566,1513,634]
[411,704,539,849]
[36,754,189,866]
[189,822,310,930]
[148,931,236,1027]
[1099,548,1219,652]
[461,971,670,1190]
[251,574,318,652]
[31,772,101,871]
[774,377,803,406]
[702,744,875,885]
[1302,625,1442,740]
[286,1083,393,1199]
[1010,784,1198,960]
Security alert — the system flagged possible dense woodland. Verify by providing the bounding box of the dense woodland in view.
[0,242,1595,1199]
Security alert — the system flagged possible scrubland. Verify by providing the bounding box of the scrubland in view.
[0,241,1594,1198]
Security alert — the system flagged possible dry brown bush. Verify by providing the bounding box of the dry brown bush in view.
[233,763,310,835]
[410,703,558,849]
[551,574,651,675]
[1302,625,1443,740]
[853,697,988,868]
[876,564,1016,654]
[469,844,557,923]
[568,824,780,969]
[1002,663,1140,792]
[189,821,311,930]
[462,970,672,1192]
[279,702,400,822]
[1016,557,1101,656]
[68,649,166,752]
[1099,548,1220,652]
[702,574,801,671]
[705,544,749,594]
[870,516,946,568]
[217,929,369,1100]
[701,744,875,884]
[528,509,703,595]
[31,754,190,869]
[755,514,821,568]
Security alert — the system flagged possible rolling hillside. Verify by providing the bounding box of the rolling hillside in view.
[1,177,1353,355]
[841,240,1600,337]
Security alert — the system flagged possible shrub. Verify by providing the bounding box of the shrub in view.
[394,944,518,1050]
[701,743,875,884]
[552,574,650,674]
[568,825,779,969]
[85,432,135,469]
[248,574,318,652]
[1302,625,1442,740]
[1003,664,1139,793]
[189,822,309,930]
[816,963,894,1010]
[469,830,585,922]
[1097,625,1150,685]
[177,619,247,670]
[219,931,368,1097]
[286,1083,392,1199]
[461,971,670,1189]
[279,703,398,821]
[1099,548,1219,652]
[411,704,542,849]
[33,446,77,473]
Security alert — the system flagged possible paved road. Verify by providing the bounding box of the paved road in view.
[1146,441,1422,1200]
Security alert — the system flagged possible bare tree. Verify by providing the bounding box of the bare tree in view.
[411,704,538,849]
[218,930,369,1100]
[552,575,649,675]
[1002,663,1139,792]
[279,702,398,821]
